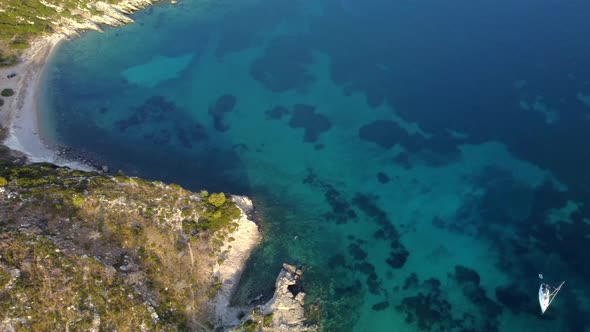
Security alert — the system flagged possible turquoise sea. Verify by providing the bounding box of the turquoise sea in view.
[40,0,590,330]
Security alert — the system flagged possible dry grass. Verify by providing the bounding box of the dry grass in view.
[0,156,244,331]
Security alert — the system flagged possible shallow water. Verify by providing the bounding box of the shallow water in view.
[41,0,590,330]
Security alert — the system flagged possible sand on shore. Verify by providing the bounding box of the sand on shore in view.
[0,34,93,170]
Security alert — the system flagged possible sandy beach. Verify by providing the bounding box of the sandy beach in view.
[0,34,93,170]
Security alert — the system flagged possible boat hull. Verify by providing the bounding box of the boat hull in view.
[539,284,550,314]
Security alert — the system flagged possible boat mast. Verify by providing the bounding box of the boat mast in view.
[544,281,565,314]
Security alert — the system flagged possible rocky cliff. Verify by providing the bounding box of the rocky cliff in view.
[0,0,165,58]
[56,0,160,37]
[0,148,261,331]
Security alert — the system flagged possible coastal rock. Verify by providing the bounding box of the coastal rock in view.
[283,263,298,275]
[113,0,156,14]
[226,264,318,331]
[232,195,254,214]
[49,0,158,37]
[258,264,319,332]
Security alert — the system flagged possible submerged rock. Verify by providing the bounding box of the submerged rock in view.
[454,265,480,285]
[265,105,289,120]
[358,120,422,151]
[209,94,237,132]
[376,172,390,184]
[288,104,332,143]
[371,301,390,311]
[250,35,314,92]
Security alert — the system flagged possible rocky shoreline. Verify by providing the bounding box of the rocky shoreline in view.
[52,0,162,37]
[213,196,263,328]
[257,264,319,332]
[221,263,319,332]
[212,198,319,331]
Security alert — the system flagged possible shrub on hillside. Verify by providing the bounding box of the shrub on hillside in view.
[207,192,226,207]
[182,193,242,233]
[0,53,17,67]
[1,89,14,97]
[72,194,84,207]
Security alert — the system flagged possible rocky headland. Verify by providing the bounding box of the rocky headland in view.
[0,147,319,332]
[0,147,249,330]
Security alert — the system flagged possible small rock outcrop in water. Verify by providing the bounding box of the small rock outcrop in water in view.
[260,264,319,331]
[235,263,319,331]
[262,264,308,328]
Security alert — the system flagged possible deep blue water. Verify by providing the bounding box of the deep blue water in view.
[40,0,590,330]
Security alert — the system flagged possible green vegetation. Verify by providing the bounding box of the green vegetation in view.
[0,151,247,331]
[71,193,84,207]
[199,194,241,232]
[237,311,274,331]
[1,89,14,97]
[263,313,274,327]
[241,320,257,332]
[0,265,10,288]
[181,192,241,234]
[207,277,223,299]
[0,233,159,331]
[0,0,158,57]
[208,192,226,207]
[0,0,56,41]
[0,51,17,67]
[0,0,79,54]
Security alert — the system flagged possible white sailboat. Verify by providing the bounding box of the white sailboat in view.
[538,275,565,314]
